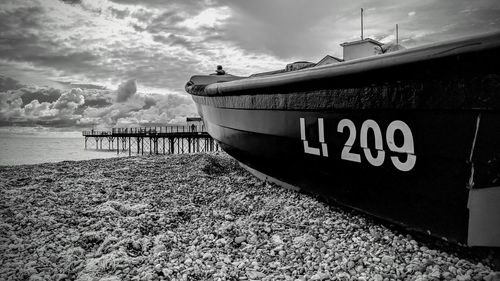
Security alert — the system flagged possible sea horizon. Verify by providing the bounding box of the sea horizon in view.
[0,132,124,166]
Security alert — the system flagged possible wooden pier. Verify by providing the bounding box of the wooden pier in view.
[82,125,220,155]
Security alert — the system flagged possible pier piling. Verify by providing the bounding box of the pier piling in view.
[82,125,220,156]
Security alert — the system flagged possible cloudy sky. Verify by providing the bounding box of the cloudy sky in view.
[1,0,499,133]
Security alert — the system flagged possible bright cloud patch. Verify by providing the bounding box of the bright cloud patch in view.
[180,7,231,29]
[0,77,196,129]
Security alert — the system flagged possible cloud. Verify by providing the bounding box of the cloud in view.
[0,75,24,92]
[0,0,286,93]
[116,79,137,102]
[0,76,196,129]
[143,95,157,109]
[60,0,82,4]
[53,81,107,90]
[1,0,499,132]
[179,7,230,29]
[19,87,62,105]
[53,88,85,110]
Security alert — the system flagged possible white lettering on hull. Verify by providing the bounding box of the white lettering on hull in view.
[300,118,328,157]
[300,118,417,171]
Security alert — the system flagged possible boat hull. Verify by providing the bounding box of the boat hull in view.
[196,104,499,244]
[187,33,500,246]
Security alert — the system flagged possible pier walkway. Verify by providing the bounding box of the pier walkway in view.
[82,125,219,155]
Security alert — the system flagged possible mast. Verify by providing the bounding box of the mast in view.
[396,24,399,45]
[361,8,364,40]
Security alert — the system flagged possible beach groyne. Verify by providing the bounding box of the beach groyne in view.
[0,153,498,281]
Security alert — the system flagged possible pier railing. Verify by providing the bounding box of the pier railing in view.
[81,130,111,136]
[82,125,206,136]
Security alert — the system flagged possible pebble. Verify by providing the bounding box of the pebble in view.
[485,272,500,281]
[153,245,166,254]
[271,234,283,245]
[381,255,395,265]
[457,274,471,281]
[247,271,266,279]
[0,153,496,281]
[234,236,246,244]
[29,275,44,281]
[162,268,172,276]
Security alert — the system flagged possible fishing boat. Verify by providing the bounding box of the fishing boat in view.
[185,32,500,247]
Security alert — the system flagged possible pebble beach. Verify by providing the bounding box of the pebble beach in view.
[0,152,499,281]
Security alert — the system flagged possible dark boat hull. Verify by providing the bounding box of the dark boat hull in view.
[187,33,500,246]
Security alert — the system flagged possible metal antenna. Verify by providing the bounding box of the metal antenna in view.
[361,8,364,40]
[396,24,399,45]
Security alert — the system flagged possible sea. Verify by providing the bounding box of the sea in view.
[0,132,123,166]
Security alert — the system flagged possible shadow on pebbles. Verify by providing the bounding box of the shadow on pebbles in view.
[0,152,498,281]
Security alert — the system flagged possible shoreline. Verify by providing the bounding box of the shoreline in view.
[0,152,498,280]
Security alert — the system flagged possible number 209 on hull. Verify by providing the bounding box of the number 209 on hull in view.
[300,117,416,172]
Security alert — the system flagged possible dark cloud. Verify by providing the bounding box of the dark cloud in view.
[22,52,100,72]
[397,3,500,47]
[216,0,349,59]
[0,76,63,105]
[108,0,213,10]
[83,98,113,108]
[54,81,107,90]
[214,0,500,59]
[145,11,188,34]
[0,75,24,92]
[107,0,172,7]
[60,0,82,4]
[0,6,44,30]
[19,88,62,106]
[109,7,130,19]
[0,6,46,55]
[0,5,107,78]
[152,34,195,49]
[0,76,196,129]
[143,95,157,110]
[116,79,137,102]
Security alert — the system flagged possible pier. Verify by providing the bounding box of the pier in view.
[82,125,220,155]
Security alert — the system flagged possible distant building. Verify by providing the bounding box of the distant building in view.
[316,55,343,66]
[340,38,383,61]
[285,61,316,72]
[186,117,203,132]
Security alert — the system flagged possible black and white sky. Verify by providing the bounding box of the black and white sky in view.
[1,0,499,133]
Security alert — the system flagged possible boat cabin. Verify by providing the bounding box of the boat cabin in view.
[316,55,343,66]
[285,61,316,71]
[340,38,383,61]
